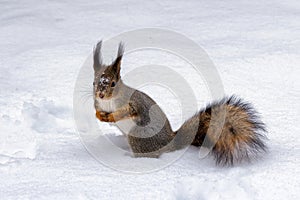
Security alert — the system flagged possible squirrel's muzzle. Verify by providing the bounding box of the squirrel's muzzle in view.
[99,93,105,99]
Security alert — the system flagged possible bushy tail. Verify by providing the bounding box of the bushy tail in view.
[174,96,267,166]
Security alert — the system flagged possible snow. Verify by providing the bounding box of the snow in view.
[1,0,300,199]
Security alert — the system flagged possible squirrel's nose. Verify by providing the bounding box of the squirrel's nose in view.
[99,93,104,98]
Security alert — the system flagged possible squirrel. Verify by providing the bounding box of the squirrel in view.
[92,41,267,165]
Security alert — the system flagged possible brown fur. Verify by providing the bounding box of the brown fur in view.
[175,96,267,165]
[96,104,137,122]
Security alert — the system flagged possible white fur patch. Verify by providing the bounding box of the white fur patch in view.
[96,98,116,112]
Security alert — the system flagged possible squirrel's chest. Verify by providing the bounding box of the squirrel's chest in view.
[96,98,117,112]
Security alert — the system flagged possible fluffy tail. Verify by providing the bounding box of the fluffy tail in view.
[174,96,267,165]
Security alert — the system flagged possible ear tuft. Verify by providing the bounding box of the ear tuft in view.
[93,40,103,71]
[112,42,125,78]
[117,42,125,59]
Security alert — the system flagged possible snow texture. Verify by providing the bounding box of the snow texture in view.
[0,0,299,199]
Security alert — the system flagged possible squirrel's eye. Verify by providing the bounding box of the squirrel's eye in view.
[93,82,95,86]
[111,81,116,87]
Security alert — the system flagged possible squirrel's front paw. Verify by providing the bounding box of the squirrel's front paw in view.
[95,110,106,121]
[95,111,115,122]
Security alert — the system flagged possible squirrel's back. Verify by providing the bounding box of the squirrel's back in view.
[126,89,175,157]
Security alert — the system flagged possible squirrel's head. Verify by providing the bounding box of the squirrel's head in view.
[93,41,124,100]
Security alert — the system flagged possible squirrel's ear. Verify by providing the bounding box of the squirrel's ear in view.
[93,40,103,72]
[112,42,124,78]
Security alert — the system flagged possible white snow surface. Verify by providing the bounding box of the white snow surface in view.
[1,0,300,199]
